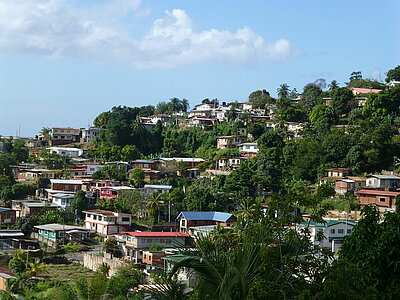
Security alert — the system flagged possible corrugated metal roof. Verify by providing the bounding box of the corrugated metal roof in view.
[120,232,190,237]
[177,211,234,222]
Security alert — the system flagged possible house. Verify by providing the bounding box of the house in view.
[99,186,135,200]
[349,87,382,96]
[238,142,259,158]
[49,179,83,193]
[158,157,206,169]
[0,273,16,291]
[49,127,80,146]
[86,163,105,175]
[83,209,132,235]
[355,189,400,212]
[116,231,190,263]
[217,157,243,170]
[19,202,60,217]
[327,168,351,178]
[320,168,352,184]
[177,212,236,232]
[80,127,102,143]
[0,208,17,225]
[131,160,159,171]
[365,175,400,190]
[142,250,167,267]
[47,147,83,158]
[34,224,91,247]
[0,230,39,250]
[17,169,61,181]
[70,168,87,177]
[142,185,172,195]
[163,254,197,287]
[335,177,366,195]
[299,220,356,252]
[51,193,75,210]
[216,136,246,149]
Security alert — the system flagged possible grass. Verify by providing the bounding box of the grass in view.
[61,243,94,253]
[40,262,93,282]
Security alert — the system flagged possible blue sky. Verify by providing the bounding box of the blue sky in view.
[0,0,399,137]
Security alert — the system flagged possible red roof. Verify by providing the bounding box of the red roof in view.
[120,231,190,238]
[349,87,382,94]
[355,189,400,196]
[70,168,87,172]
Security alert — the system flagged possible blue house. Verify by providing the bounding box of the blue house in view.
[177,211,236,232]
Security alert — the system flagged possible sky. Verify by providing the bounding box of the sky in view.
[0,0,399,137]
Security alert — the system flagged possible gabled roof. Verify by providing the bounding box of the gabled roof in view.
[120,232,190,238]
[300,220,356,227]
[177,211,234,222]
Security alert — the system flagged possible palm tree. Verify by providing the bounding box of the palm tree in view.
[328,80,339,91]
[166,236,264,300]
[26,259,45,277]
[169,98,182,113]
[146,193,164,223]
[277,83,290,99]
[181,99,189,112]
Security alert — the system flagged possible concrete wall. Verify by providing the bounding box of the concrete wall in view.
[83,253,129,277]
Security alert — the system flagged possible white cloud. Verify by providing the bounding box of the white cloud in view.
[0,1,294,69]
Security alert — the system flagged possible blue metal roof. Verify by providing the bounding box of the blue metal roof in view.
[0,208,13,213]
[177,211,233,222]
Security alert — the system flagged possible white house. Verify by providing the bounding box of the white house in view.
[115,231,190,263]
[47,147,83,158]
[86,164,105,175]
[299,219,356,252]
[238,142,259,158]
[80,127,102,143]
[366,175,400,190]
[142,184,172,195]
[51,193,75,210]
[83,209,132,236]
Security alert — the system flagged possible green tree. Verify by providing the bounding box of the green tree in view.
[129,168,145,187]
[301,83,322,111]
[162,138,181,157]
[328,80,339,90]
[386,65,400,82]
[71,190,89,212]
[330,87,354,113]
[121,145,140,161]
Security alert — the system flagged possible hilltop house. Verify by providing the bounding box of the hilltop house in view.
[83,209,132,235]
[365,175,400,190]
[216,136,246,149]
[47,147,83,158]
[48,127,80,146]
[177,211,236,232]
[238,142,259,158]
[116,231,190,263]
[35,224,91,247]
[299,220,356,252]
[335,177,366,195]
[99,186,135,200]
[355,189,400,212]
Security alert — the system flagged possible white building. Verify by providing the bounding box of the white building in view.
[47,147,83,158]
[83,209,132,236]
[80,127,102,143]
[299,219,356,252]
[366,175,400,190]
[238,142,259,158]
[116,231,190,263]
[51,193,75,210]
[86,164,105,175]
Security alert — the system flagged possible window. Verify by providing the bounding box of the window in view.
[146,239,153,243]
[160,239,165,243]
[347,229,352,234]
[165,239,171,244]
[379,197,386,202]
[338,229,344,234]
[330,229,335,234]
[121,217,130,222]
